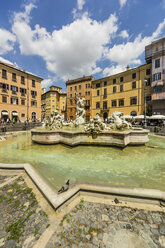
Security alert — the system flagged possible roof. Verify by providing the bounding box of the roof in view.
[66,75,94,85]
[93,64,151,83]
[0,61,43,80]
[50,85,62,89]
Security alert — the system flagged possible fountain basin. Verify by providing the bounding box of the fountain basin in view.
[31,128,149,147]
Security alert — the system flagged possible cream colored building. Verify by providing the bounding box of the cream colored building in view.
[91,64,152,120]
[41,85,66,120]
[0,61,42,122]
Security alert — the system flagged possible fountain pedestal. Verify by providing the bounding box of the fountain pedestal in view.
[31,128,149,147]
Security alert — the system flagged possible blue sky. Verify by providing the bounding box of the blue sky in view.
[0,0,165,92]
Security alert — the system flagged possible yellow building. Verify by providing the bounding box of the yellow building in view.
[0,61,42,122]
[91,64,152,120]
[41,85,67,120]
[66,76,94,121]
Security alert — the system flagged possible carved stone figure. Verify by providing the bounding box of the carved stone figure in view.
[84,113,109,136]
[42,111,64,130]
[74,93,86,126]
[109,111,132,130]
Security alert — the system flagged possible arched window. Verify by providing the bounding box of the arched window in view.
[31,112,36,121]
[1,110,9,122]
[130,111,137,116]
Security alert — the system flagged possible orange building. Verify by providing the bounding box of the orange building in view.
[66,76,94,121]
[0,61,42,122]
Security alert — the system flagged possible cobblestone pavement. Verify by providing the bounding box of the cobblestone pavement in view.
[46,200,165,248]
[0,175,50,248]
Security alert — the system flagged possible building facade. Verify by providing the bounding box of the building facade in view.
[145,37,165,115]
[91,64,152,120]
[41,86,66,120]
[0,62,42,122]
[66,76,94,121]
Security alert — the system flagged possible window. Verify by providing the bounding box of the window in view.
[132,81,136,89]
[70,87,72,91]
[52,100,55,102]
[97,90,100,96]
[103,101,107,110]
[11,85,18,94]
[79,93,81,96]
[31,101,37,107]
[31,90,37,98]
[113,78,116,84]
[132,73,136,79]
[88,100,90,105]
[154,85,162,93]
[146,69,151,75]
[146,78,151,86]
[21,113,25,117]
[21,99,25,105]
[104,88,107,97]
[79,85,81,89]
[146,95,151,101]
[11,97,18,105]
[1,83,9,92]
[70,94,72,97]
[104,81,107,86]
[2,96,7,103]
[88,84,90,88]
[113,86,116,93]
[155,58,160,69]
[119,99,124,106]
[70,108,72,112]
[85,91,87,95]
[21,76,25,84]
[153,73,161,81]
[120,85,123,92]
[52,105,55,108]
[96,102,100,109]
[70,99,72,105]
[32,80,35,87]
[85,84,88,88]
[2,69,7,79]
[130,97,137,105]
[12,73,16,82]
[120,76,124,82]
[112,100,117,107]
[75,86,77,91]
[20,88,26,96]
[96,83,100,88]
[88,91,90,95]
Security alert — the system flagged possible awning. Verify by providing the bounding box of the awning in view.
[12,112,18,116]
[1,111,8,116]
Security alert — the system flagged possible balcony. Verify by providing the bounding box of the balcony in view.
[101,107,110,112]
[152,92,165,100]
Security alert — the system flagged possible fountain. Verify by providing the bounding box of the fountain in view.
[31,95,149,147]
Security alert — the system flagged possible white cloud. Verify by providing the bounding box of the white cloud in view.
[119,30,129,39]
[104,19,165,76]
[41,78,53,89]
[0,29,16,55]
[12,3,118,81]
[103,64,125,77]
[119,0,127,8]
[77,0,85,10]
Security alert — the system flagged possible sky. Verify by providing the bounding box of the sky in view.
[0,0,165,92]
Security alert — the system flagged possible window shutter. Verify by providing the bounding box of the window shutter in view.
[35,91,37,96]
[7,84,9,90]
[16,99,18,105]
[16,87,18,92]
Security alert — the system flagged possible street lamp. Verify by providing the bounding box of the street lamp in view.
[144,78,148,128]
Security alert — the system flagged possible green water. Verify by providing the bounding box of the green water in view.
[0,132,165,191]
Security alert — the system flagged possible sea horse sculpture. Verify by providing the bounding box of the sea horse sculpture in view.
[109,111,132,130]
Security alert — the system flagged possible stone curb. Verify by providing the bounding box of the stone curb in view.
[0,163,165,210]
